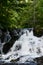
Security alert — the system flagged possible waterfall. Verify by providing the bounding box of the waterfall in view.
[2,29,43,63]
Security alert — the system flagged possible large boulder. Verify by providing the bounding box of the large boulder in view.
[33,25,43,37]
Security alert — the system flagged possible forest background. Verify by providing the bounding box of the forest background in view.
[0,0,43,30]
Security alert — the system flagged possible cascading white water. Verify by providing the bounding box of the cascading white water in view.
[2,29,43,63]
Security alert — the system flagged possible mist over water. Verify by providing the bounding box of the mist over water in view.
[1,29,43,63]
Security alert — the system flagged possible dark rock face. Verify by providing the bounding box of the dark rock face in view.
[33,28,43,37]
[3,36,19,54]
[34,56,43,65]
[2,29,20,54]
[2,28,24,54]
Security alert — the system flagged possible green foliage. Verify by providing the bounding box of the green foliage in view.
[0,0,43,29]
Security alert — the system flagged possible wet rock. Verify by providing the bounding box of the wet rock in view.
[34,56,43,65]
[2,29,20,54]
[33,27,43,37]
[10,58,20,62]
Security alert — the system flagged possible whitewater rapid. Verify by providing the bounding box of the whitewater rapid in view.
[2,30,43,63]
